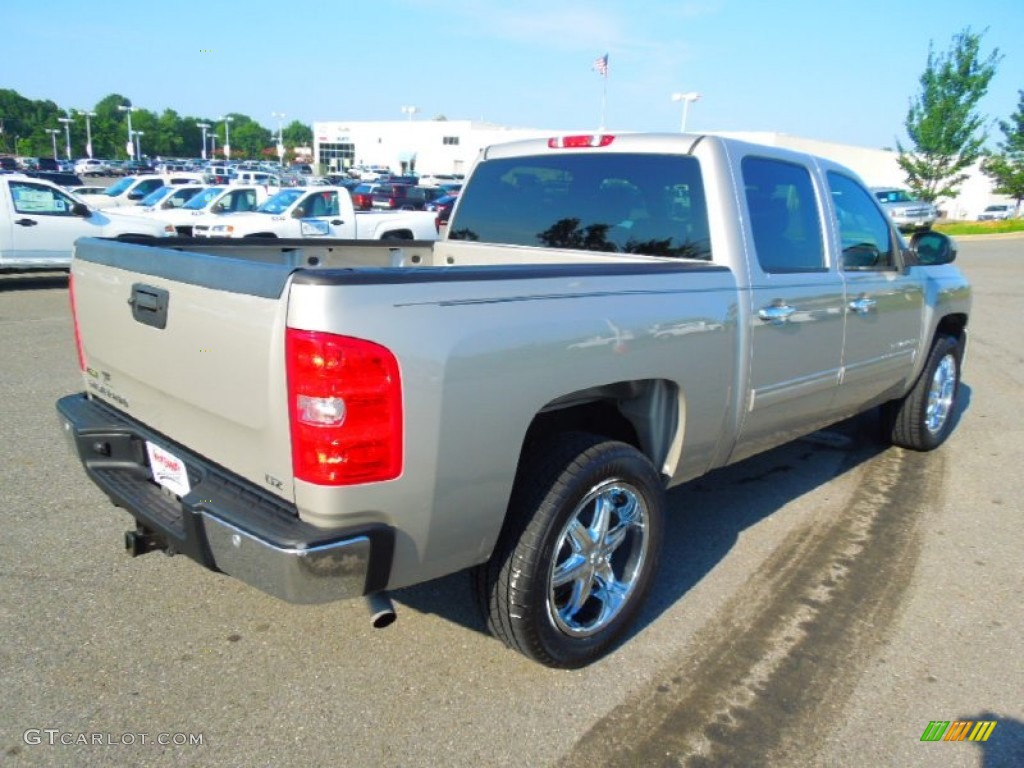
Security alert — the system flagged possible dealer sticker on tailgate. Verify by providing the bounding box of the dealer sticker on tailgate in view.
[145,441,192,497]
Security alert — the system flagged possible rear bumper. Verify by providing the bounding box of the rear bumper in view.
[56,393,394,604]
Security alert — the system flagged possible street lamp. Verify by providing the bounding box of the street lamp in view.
[58,115,73,160]
[670,92,701,133]
[218,115,233,160]
[272,111,286,165]
[210,134,217,158]
[45,128,60,160]
[196,122,210,161]
[76,110,96,158]
[400,105,418,121]
[132,130,145,161]
[118,104,137,159]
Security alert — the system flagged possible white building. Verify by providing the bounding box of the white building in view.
[313,119,554,178]
[312,120,1008,219]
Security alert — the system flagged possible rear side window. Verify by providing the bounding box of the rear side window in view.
[741,157,825,273]
[449,153,711,260]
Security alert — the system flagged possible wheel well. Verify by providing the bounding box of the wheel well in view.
[519,379,679,478]
[380,230,413,240]
[936,313,968,344]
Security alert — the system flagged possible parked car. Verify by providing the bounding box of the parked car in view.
[871,187,937,231]
[123,160,156,175]
[74,158,109,177]
[977,203,1014,221]
[350,182,380,210]
[424,192,459,218]
[371,184,445,210]
[68,185,109,197]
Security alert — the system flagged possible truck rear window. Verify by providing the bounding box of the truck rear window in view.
[448,153,711,260]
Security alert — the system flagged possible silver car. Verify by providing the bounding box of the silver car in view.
[871,187,938,231]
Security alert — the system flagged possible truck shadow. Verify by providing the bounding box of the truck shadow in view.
[965,714,1024,767]
[0,272,69,292]
[394,387,973,649]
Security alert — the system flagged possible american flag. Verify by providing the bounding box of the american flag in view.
[592,53,609,77]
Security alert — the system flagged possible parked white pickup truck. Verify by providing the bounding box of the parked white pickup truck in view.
[193,186,438,240]
[0,174,168,270]
[75,173,206,209]
[130,185,276,237]
[57,133,970,667]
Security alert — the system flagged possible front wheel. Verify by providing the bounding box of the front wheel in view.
[476,432,665,668]
[882,334,964,451]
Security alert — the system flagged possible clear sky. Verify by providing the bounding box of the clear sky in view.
[3,0,1022,150]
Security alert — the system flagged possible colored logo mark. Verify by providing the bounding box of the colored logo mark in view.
[920,721,997,742]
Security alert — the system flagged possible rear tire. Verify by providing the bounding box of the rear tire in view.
[476,432,665,668]
[882,334,963,451]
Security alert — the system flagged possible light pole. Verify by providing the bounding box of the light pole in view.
[45,128,59,160]
[196,122,210,161]
[132,130,145,161]
[118,104,137,159]
[76,110,95,158]
[400,105,418,121]
[670,92,701,133]
[58,114,73,160]
[210,134,217,159]
[272,111,286,165]
[218,115,233,160]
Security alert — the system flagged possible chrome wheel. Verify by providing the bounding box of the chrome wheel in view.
[547,479,650,638]
[925,353,957,435]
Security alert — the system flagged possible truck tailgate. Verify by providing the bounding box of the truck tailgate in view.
[71,239,296,500]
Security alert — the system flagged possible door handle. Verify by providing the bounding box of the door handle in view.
[330,219,343,225]
[758,302,796,326]
[848,297,877,315]
[15,218,38,227]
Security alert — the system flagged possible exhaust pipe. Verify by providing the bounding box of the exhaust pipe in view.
[366,592,397,629]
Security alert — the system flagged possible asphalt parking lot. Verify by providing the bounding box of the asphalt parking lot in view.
[0,238,1021,767]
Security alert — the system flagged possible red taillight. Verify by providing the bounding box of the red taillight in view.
[548,134,615,149]
[68,273,86,372]
[285,329,403,486]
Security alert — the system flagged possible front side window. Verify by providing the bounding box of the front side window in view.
[741,156,825,273]
[449,152,711,259]
[828,172,896,270]
[10,181,76,216]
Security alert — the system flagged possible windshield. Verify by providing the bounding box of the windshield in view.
[874,189,915,204]
[104,177,134,197]
[183,187,225,210]
[257,188,305,214]
[139,187,174,206]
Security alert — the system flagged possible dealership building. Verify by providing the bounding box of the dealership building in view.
[312,119,1008,219]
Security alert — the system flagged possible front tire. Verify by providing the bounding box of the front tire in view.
[476,432,665,668]
[883,334,963,451]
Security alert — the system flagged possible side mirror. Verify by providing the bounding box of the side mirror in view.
[127,191,144,200]
[907,230,956,266]
[72,203,92,218]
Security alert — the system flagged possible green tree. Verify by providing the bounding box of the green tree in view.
[981,90,1024,211]
[897,28,1002,202]
[282,120,312,149]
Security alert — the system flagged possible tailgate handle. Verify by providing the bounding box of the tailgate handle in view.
[128,283,169,329]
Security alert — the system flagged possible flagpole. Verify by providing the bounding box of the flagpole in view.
[600,76,607,130]
[592,53,609,130]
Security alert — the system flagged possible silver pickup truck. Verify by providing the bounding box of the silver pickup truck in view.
[57,133,971,668]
